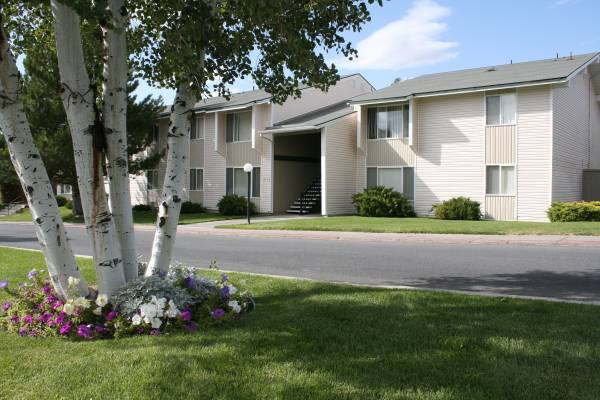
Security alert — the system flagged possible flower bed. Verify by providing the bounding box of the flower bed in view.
[0,264,254,339]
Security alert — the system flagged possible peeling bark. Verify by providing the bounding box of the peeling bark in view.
[145,83,196,276]
[51,1,126,296]
[102,0,137,282]
[0,19,88,299]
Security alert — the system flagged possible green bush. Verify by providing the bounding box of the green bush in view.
[351,186,415,217]
[55,196,68,207]
[432,197,481,220]
[180,201,206,214]
[65,200,73,210]
[132,204,155,212]
[217,195,257,216]
[547,201,600,222]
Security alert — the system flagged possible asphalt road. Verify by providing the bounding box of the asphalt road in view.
[1,222,599,303]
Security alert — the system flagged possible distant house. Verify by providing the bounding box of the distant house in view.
[133,52,600,221]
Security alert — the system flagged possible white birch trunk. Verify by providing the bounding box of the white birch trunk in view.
[102,0,137,282]
[145,83,196,276]
[51,1,126,296]
[0,21,88,299]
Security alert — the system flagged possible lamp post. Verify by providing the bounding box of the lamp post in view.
[243,163,253,224]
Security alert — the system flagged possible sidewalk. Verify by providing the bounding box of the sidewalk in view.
[179,219,600,248]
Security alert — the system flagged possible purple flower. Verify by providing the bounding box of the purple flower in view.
[184,322,199,333]
[181,309,192,321]
[105,310,118,321]
[94,324,108,334]
[39,312,53,324]
[43,284,52,295]
[59,323,72,335]
[46,294,58,303]
[211,308,226,319]
[10,315,19,324]
[18,327,28,337]
[220,286,230,299]
[47,319,56,327]
[0,280,8,289]
[221,273,229,282]
[2,302,11,311]
[149,329,160,336]
[136,327,145,335]
[183,276,197,290]
[158,271,167,279]
[23,315,34,325]
[55,312,66,325]
[27,269,37,280]
[51,300,64,310]
[77,324,93,339]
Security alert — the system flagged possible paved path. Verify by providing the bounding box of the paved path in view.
[1,221,599,303]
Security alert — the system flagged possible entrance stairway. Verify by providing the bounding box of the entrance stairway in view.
[286,177,321,214]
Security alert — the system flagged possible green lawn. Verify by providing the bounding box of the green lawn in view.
[1,247,600,399]
[223,216,600,236]
[0,207,234,225]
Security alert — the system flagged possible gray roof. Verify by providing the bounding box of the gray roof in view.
[264,102,355,133]
[352,52,600,104]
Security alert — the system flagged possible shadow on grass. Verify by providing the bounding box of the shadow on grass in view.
[139,284,600,400]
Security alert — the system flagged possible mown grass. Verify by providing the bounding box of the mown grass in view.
[1,246,600,399]
[223,216,600,236]
[0,206,234,225]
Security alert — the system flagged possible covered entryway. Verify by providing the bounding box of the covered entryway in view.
[272,131,321,214]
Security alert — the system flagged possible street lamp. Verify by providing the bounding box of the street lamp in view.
[243,163,253,224]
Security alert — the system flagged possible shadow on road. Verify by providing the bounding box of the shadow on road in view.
[0,235,37,244]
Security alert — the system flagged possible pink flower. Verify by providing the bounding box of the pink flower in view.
[10,315,19,324]
[181,309,192,321]
[2,302,11,311]
[59,323,72,335]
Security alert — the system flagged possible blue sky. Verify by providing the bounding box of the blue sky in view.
[137,0,600,104]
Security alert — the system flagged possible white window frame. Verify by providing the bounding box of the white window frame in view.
[226,166,260,198]
[191,116,204,141]
[226,110,252,143]
[485,93,516,126]
[485,164,516,196]
[189,167,203,191]
[366,166,415,200]
[146,169,159,190]
[367,104,410,141]
[57,184,72,195]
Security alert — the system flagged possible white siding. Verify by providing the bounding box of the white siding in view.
[366,138,415,166]
[414,93,485,216]
[226,142,261,166]
[485,125,516,165]
[129,174,147,205]
[552,71,592,201]
[203,113,226,210]
[517,86,552,221]
[485,196,516,220]
[325,114,358,215]
[190,139,204,167]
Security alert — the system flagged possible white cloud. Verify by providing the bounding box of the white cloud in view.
[337,0,457,71]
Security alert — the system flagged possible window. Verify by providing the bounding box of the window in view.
[189,168,203,191]
[190,116,204,140]
[366,167,414,200]
[486,165,515,195]
[57,184,72,195]
[226,167,260,197]
[146,169,159,190]
[367,105,409,139]
[226,111,252,142]
[486,94,516,125]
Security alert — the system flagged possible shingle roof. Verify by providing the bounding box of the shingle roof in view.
[352,52,600,104]
[264,102,355,133]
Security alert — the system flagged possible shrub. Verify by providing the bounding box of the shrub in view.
[55,196,68,207]
[180,201,206,214]
[65,200,73,210]
[132,204,155,212]
[217,195,257,216]
[351,186,415,217]
[547,201,600,222]
[432,197,481,220]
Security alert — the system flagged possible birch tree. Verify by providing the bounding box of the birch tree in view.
[2,0,379,296]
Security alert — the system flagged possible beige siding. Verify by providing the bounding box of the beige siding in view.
[203,113,226,210]
[215,112,226,155]
[485,196,516,220]
[366,138,415,166]
[485,125,516,164]
[190,139,204,167]
[188,190,204,204]
[325,114,357,215]
[517,86,552,221]
[226,142,261,166]
[129,174,147,205]
[591,77,600,169]
[414,93,486,216]
[259,134,273,213]
[552,72,592,202]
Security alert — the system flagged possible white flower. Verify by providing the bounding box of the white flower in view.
[92,307,103,316]
[73,297,90,309]
[150,317,162,329]
[228,300,241,314]
[131,314,142,325]
[164,300,180,318]
[228,285,238,295]
[63,302,75,315]
[95,294,108,308]
[150,296,167,310]
[67,276,80,288]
